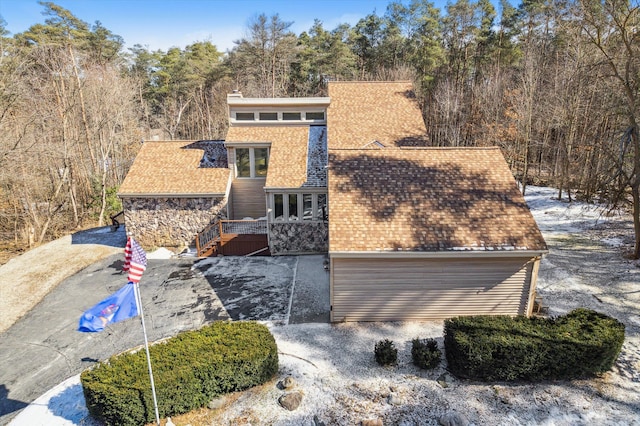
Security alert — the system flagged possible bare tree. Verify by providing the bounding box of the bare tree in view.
[579,0,640,256]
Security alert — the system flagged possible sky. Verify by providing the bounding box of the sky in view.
[0,0,446,53]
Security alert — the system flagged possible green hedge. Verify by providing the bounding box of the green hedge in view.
[81,321,278,425]
[444,308,625,381]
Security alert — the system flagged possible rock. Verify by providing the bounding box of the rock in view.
[166,417,175,426]
[387,393,404,406]
[437,372,455,388]
[313,415,327,426]
[279,391,303,411]
[208,396,226,410]
[361,419,383,426]
[280,376,296,390]
[438,411,470,426]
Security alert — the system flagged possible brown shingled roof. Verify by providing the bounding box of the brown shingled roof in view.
[328,147,547,253]
[226,126,310,189]
[118,141,230,196]
[327,81,428,149]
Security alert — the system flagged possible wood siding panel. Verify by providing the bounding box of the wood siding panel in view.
[231,178,266,219]
[331,257,534,322]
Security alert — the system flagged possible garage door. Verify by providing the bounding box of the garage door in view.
[330,257,536,322]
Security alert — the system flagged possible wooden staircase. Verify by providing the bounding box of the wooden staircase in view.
[196,220,221,257]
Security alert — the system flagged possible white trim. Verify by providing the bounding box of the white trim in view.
[227,97,330,107]
[328,251,547,259]
[224,141,271,148]
[265,187,327,193]
[119,193,225,198]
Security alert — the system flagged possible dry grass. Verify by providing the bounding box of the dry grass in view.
[0,241,23,266]
[144,381,277,426]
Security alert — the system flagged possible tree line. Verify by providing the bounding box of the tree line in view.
[1,0,639,260]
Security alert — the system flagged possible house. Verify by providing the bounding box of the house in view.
[118,81,547,321]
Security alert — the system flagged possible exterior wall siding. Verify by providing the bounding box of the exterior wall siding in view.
[231,178,266,219]
[269,222,328,255]
[330,257,537,322]
[123,197,227,249]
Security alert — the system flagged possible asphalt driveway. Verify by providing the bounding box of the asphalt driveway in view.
[0,253,329,425]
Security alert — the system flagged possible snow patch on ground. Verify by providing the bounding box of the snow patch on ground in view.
[524,186,620,234]
[146,247,175,259]
[9,375,99,426]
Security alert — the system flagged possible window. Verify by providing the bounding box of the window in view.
[254,148,269,177]
[305,112,324,120]
[303,194,313,221]
[235,148,251,177]
[236,112,254,121]
[317,194,327,221]
[282,112,301,120]
[259,112,278,121]
[235,147,269,178]
[274,194,284,221]
[270,193,327,222]
[288,194,299,221]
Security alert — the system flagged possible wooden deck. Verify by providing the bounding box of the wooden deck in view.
[196,219,269,257]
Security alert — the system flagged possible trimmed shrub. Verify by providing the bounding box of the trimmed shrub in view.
[374,339,398,366]
[444,308,625,381]
[411,338,441,369]
[81,321,278,425]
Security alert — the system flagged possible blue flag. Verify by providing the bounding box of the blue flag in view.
[78,282,139,332]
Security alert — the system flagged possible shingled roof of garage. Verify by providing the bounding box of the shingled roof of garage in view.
[327,81,428,149]
[328,147,547,253]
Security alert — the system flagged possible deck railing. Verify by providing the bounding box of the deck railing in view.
[220,219,268,235]
[196,220,221,257]
[196,219,268,257]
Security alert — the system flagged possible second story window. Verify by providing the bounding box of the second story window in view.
[254,148,269,176]
[282,112,301,120]
[305,112,325,120]
[235,147,269,178]
[236,112,255,121]
[259,112,278,121]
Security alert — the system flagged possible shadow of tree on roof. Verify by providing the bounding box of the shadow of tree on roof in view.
[330,153,547,252]
[394,135,430,147]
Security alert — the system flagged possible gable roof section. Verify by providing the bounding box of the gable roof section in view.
[226,126,311,189]
[118,141,230,197]
[328,147,547,253]
[327,81,428,149]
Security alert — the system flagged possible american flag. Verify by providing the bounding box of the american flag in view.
[123,237,133,273]
[127,238,147,283]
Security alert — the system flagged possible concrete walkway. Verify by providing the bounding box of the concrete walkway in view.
[0,248,329,425]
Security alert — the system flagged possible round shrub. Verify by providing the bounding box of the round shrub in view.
[411,338,441,370]
[374,339,398,366]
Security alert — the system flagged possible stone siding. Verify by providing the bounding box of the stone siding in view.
[123,197,227,249]
[269,222,328,255]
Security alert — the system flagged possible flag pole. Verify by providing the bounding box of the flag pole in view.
[134,282,161,426]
